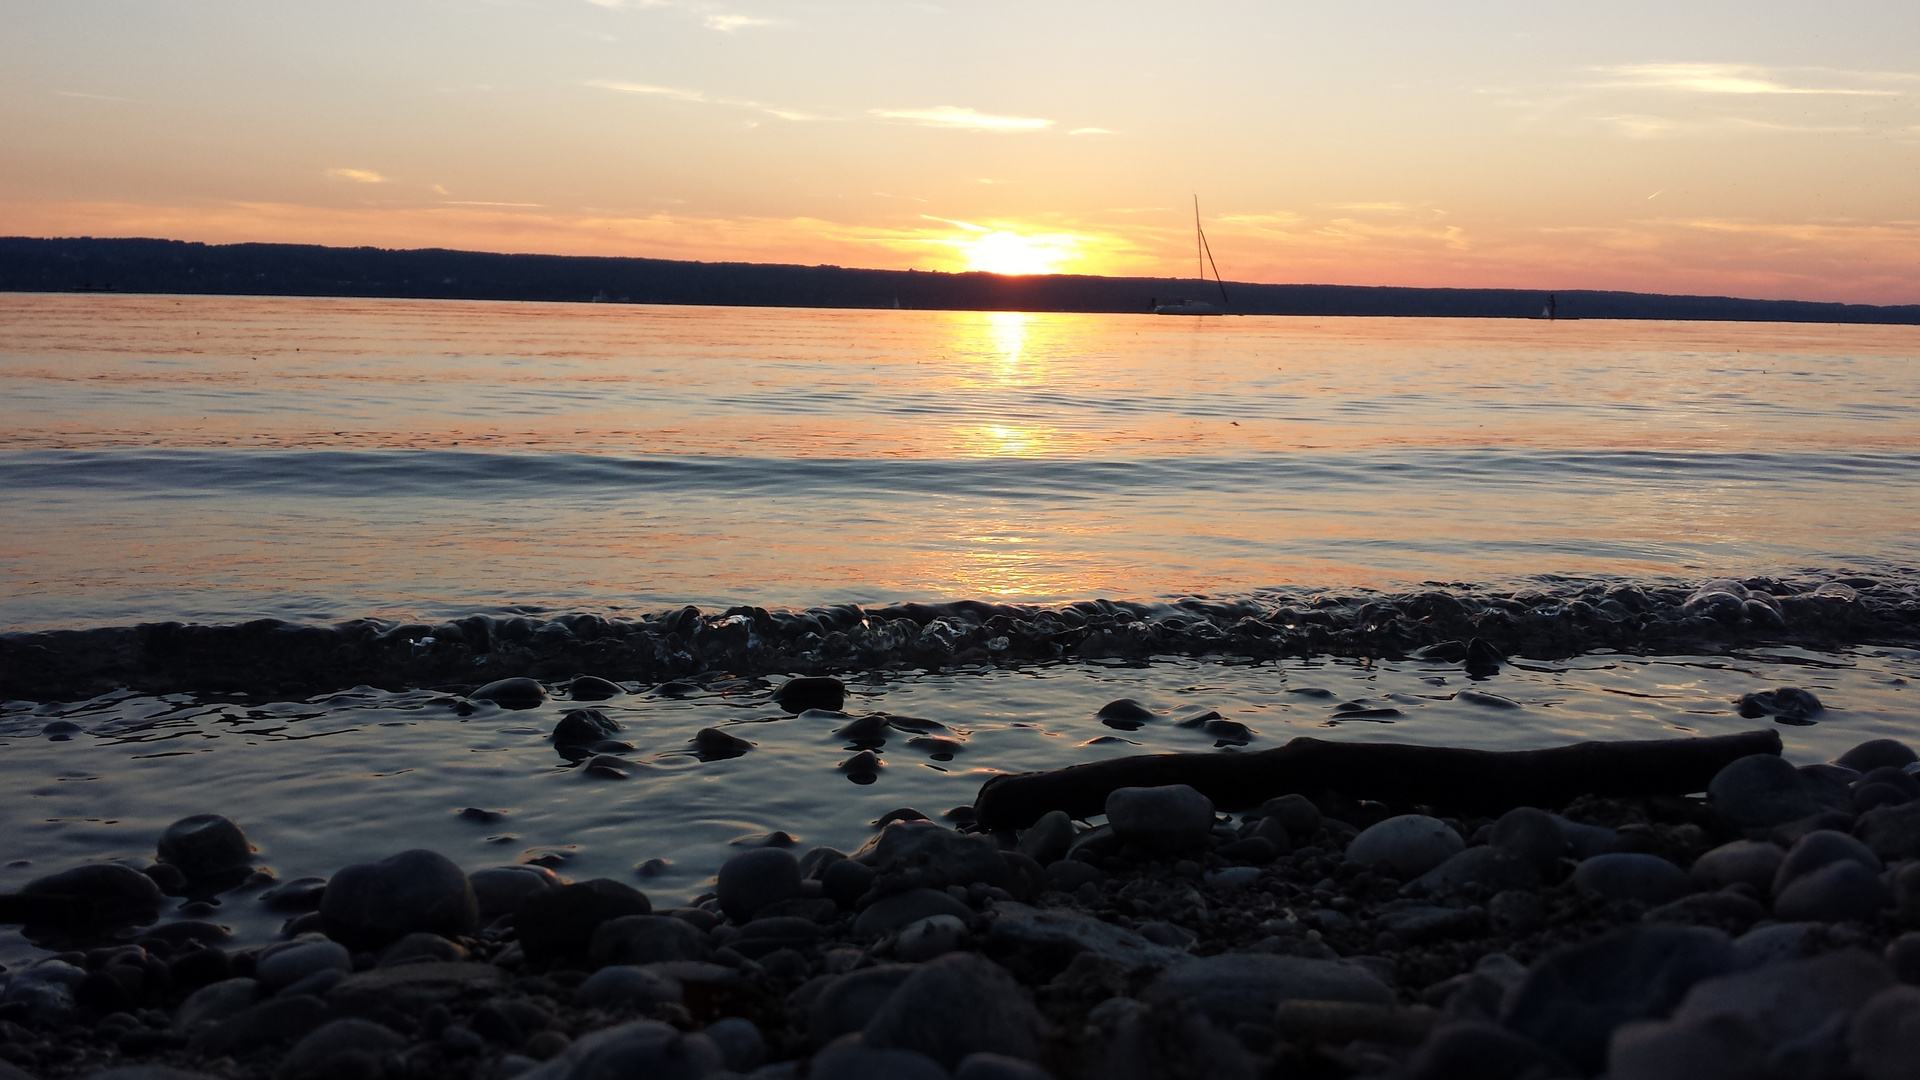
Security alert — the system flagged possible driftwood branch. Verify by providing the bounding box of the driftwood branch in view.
[974,730,1782,831]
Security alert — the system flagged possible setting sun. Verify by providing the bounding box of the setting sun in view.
[957,230,1078,276]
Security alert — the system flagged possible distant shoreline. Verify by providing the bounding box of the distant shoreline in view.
[3,235,1917,324]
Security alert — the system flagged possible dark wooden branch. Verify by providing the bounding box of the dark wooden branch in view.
[974,730,1783,830]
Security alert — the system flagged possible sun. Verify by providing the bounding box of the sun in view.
[958,230,1077,275]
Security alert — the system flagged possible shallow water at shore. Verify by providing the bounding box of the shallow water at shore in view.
[3,646,1914,968]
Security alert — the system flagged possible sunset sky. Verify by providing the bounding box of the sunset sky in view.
[3,0,1916,303]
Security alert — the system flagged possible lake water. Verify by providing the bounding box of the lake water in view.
[0,293,1916,963]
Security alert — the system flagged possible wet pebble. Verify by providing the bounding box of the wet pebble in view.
[22,863,164,927]
[156,814,251,880]
[317,849,478,951]
[1709,754,1818,828]
[1105,785,1213,854]
[851,888,973,937]
[275,1018,406,1080]
[1015,811,1076,866]
[862,952,1045,1070]
[1689,840,1783,893]
[517,878,653,966]
[894,914,968,962]
[855,820,1007,891]
[775,676,847,713]
[255,939,350,993]
[1488,806,1565,873]
[574,966,684,1011]
[471,677,546,709]
[468,864,559,921]
[716,848,802,923]
[590,914,711,966]
[1572,853,1692,904]
[566,675,625,701]
[1837,738,1919,773]
[1773,861,1891,922]
[1346,815,1464,879]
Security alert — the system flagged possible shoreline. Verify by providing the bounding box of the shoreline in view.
[4,575,1914,704]
[2,725,1918,1078]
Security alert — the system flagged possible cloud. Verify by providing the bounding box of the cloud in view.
[1594,63,1901,96]
[55,90,132,102]
[705,14,774,31]
[870,106,1053,131]
[326,168,387,183]
[590,79,706,102]
[1068,127,1114,136]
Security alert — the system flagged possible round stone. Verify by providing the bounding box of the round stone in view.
[1773,861,1891,923]
[517,879,653,966]
[1345,815,1464,879]
[1572,853,1692,904]
[716,848,802,924]
[22,863,164,926]
[156,815,252,880]
[318,850,478,951]
[1709,754,1817,828]
[1690,840,1784,893]
[470,677,546,709]
[1836,739,1919,774]
[1772,830,1881,897]
[1105,785,1215,855]
[1489,807,1565,872]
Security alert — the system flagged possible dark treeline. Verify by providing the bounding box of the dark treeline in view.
[4,236,1917,324]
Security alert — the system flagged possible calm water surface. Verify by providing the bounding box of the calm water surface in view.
[2,294,1915,628]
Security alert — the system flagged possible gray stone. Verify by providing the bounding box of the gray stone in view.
[1689,840,1784,893]
[852,888,973,937]
[1773,829,1882,895]
[470,865,559,921]
[171,976,259,1033]
[1572,853,1691,904]
[377,931,468,967]
[472,677,546,709]
[276,1018,407,1080]
[256,939,351,992]
[1203,866,1260,889]
[1857,801,1920,861]
[1488,807,1565,873]
[1709,754,1817,828]
[1850,984,1920,1080]
[1608,1015,1768,1080]
[1105,785,1214,855]
[21,863,164,925]
[1346,815,1464,879]
[517,1019,723,1079]
[811,1037,949,1080]
[1256,794,1322,839]
[807,965,918,1048]
[954,1053,1053,1080]
[1500,925,1736,1075]
[773,676,845,713]
[988,902,1189,969]
[157,815,252,879]
[576,965,685,1010]
[1401,1020,1570,1080]
[1673,948,1891,1047]
[518,879,653,966]
[1015,811,1075,866]
[1733,922,1821,968]
[854,821,1008,890]
[863,953,1045,1069]
[895,915,969,962]
[191,993,331,1056]
[318,849,478,951]
[1886,931,1920,984]
[1143,952,1392,1028]
[702,1017,765,1073]
[1044,860,1104,893]
[1773,861,1892,922]
[1551,815,1620,859]
[590,914,711,967]
[0,960,82,1025]
[1837,739,1919,773]
[1413,846,1541,896]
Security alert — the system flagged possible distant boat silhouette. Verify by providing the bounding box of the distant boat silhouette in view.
[1153,196,1230,316]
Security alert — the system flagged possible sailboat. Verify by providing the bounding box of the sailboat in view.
[1152,196,1230,316]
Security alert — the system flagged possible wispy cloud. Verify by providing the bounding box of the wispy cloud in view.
[1594,63,1901,96]
[326,168,386,183]
[871,106,1053,131]
[1068,127,1115,136]
[588,79,817,120]
[705,13,775,31]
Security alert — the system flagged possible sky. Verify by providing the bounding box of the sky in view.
[2,0,1917,303]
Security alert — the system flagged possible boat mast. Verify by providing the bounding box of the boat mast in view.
[1194,194,1203,283]
[1194,196,1230,309]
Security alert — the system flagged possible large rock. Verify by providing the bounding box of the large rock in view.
[1488,807,1566,873]
[1500,925,1737,1075]
[1708,754,1816,829]
[1773,861,1891,922]
[808,965,918,1048]
[1690,840,1783,893]
[518,1019,723,1079]
[518,879,652,966]
[1856,801,1920,861]
[156,815,252,879]
[774,676,846,713]
[1105,785,1214,855]
[1671,948,1891,1048]
[275,1018,407,1080]
[989,902,1189,969]
[716,849,802,923]
[1772,830,1881,896]
[21,863,164,926]
[1850,984,1920,1080]
[590,915,711,967]
[863,953,1046,1069]
[318,850,477,951]
[855,821,1008,890]
[1143,953,1392,1028]
[1346,816,1463,879]
[471,677,546,709]
[469,864,559,921]
[1572,853,1692,904]
[1836,739,1919,773]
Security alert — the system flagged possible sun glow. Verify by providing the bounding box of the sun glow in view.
[957,230,1079,275]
